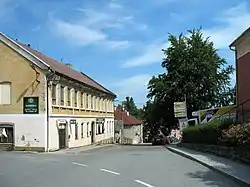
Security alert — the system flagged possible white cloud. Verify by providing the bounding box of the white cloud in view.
[121,2,250,68]
[106,40,130,50]
[52,19,107,46]
[202,2,250,49]
[121,42,169,68]
[113,74,152,106]
[50,7,145,49]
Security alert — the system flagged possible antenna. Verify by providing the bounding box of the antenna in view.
[14,31,18,40]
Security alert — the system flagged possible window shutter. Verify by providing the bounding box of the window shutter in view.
[0,84,2,104]
[0,84,11,105]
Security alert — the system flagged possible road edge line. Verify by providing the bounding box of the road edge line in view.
[166,146,250,187]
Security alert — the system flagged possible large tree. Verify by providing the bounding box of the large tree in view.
[145,28,235,131]
[117,96,143,119]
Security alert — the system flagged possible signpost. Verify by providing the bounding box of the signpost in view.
[174,101,187,118]
[23,97,39,114]
[174,99,188,130]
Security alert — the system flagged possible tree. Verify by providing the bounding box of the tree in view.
[117,96,143,119]
[145,28,235,132]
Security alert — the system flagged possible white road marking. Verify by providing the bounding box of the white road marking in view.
[134,180,154,187]
[72,162,88,167]
[100,168,120,175]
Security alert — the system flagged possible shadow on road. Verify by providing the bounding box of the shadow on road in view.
[186,170,240,187]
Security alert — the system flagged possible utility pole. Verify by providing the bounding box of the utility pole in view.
[120,103,124,144]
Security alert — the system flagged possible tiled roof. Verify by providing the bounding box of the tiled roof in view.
[114,108,142,125]
[17,42,116,96]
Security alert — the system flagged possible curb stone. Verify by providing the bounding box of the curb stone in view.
[166,146,250,187]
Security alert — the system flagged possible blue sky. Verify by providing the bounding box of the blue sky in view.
[1,0,250,107]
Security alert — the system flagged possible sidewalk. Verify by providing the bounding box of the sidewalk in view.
[167,145,250,187]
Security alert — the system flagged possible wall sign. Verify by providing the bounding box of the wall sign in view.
[70,119,76,124]
[23,97,39,114]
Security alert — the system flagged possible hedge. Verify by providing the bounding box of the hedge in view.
[182,118,238,145]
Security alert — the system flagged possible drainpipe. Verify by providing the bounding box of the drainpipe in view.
[229,46,238,120]
[46,71,56,152]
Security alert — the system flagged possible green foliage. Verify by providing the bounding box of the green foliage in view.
[117,96,143,120]
[144,28,235,135]
[182,119,236,144]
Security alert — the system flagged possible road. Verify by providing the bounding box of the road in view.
[0,145,241,187]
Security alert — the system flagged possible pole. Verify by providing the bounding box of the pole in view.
[121,104,124,144]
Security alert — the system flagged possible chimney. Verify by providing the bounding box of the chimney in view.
[65,63,73,68]
[126,111,129,116]
[27,44,31,47]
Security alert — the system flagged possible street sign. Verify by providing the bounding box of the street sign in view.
[174,101,187,118]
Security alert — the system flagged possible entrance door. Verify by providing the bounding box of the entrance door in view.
[58,128,66,149]
[91,121,95,144]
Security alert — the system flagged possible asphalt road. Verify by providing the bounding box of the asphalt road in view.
[0,145,241,187]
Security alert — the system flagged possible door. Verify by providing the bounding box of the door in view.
[58,128,66,149]
[91,121,95,144]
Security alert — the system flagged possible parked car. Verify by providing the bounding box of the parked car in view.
[152,134,166,145]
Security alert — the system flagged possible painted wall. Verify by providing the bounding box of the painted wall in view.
[0,114,46,149]
[48,116,114,151]
[123,124,143,144]
[0,41,46,114]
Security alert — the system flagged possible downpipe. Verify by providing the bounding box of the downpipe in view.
[46,71,56,152]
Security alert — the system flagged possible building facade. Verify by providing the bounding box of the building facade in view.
[114,108,143,144]
[230,26,250,121]
[0,32,116,152]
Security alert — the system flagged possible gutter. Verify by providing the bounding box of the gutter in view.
[46,70,56,152]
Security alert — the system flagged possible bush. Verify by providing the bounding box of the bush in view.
[182,118,236,145]
[218,123,250,147]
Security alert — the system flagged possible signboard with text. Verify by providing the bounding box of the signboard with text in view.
[174,101,187,118]
[23,97,39,114]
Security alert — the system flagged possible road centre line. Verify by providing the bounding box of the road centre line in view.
[100,168,120,175]
[134,180,155,187]
[72,162,88,167]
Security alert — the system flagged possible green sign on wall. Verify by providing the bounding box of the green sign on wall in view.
[23,97,39,114]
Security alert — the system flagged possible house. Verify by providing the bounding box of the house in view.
[114,108,143,144]
[229,26,250,121]
[0,32,116,152]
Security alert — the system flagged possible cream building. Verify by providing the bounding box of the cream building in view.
[0,32,116,152]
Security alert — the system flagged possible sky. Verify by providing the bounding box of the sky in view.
[0,0,250,107]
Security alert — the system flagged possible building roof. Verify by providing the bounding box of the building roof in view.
[0,32,116,97]
[229,27,250,47]
[114,108,142,125]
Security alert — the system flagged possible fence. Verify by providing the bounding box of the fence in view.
[218,99,250,123]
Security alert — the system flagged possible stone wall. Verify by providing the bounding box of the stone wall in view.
[179,143,250,165]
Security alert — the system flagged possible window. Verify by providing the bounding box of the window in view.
[87,122,89,137]
[0,82,11,105]
[102,122,105,134]
[75,123,78,140]
[68,88,71,106]
[60,86,64,105]
[86,94,89,109]
[74,90,78,107]
[97,123,101,134]
[91,95,93,109]
[93,96,96,110]
[80,92,83,108]
[100,98,103,111]
[81,123,84,138]
[52,84,56,105]
[96,97,99,111]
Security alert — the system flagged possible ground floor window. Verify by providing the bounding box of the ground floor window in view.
[0,127,14,143]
